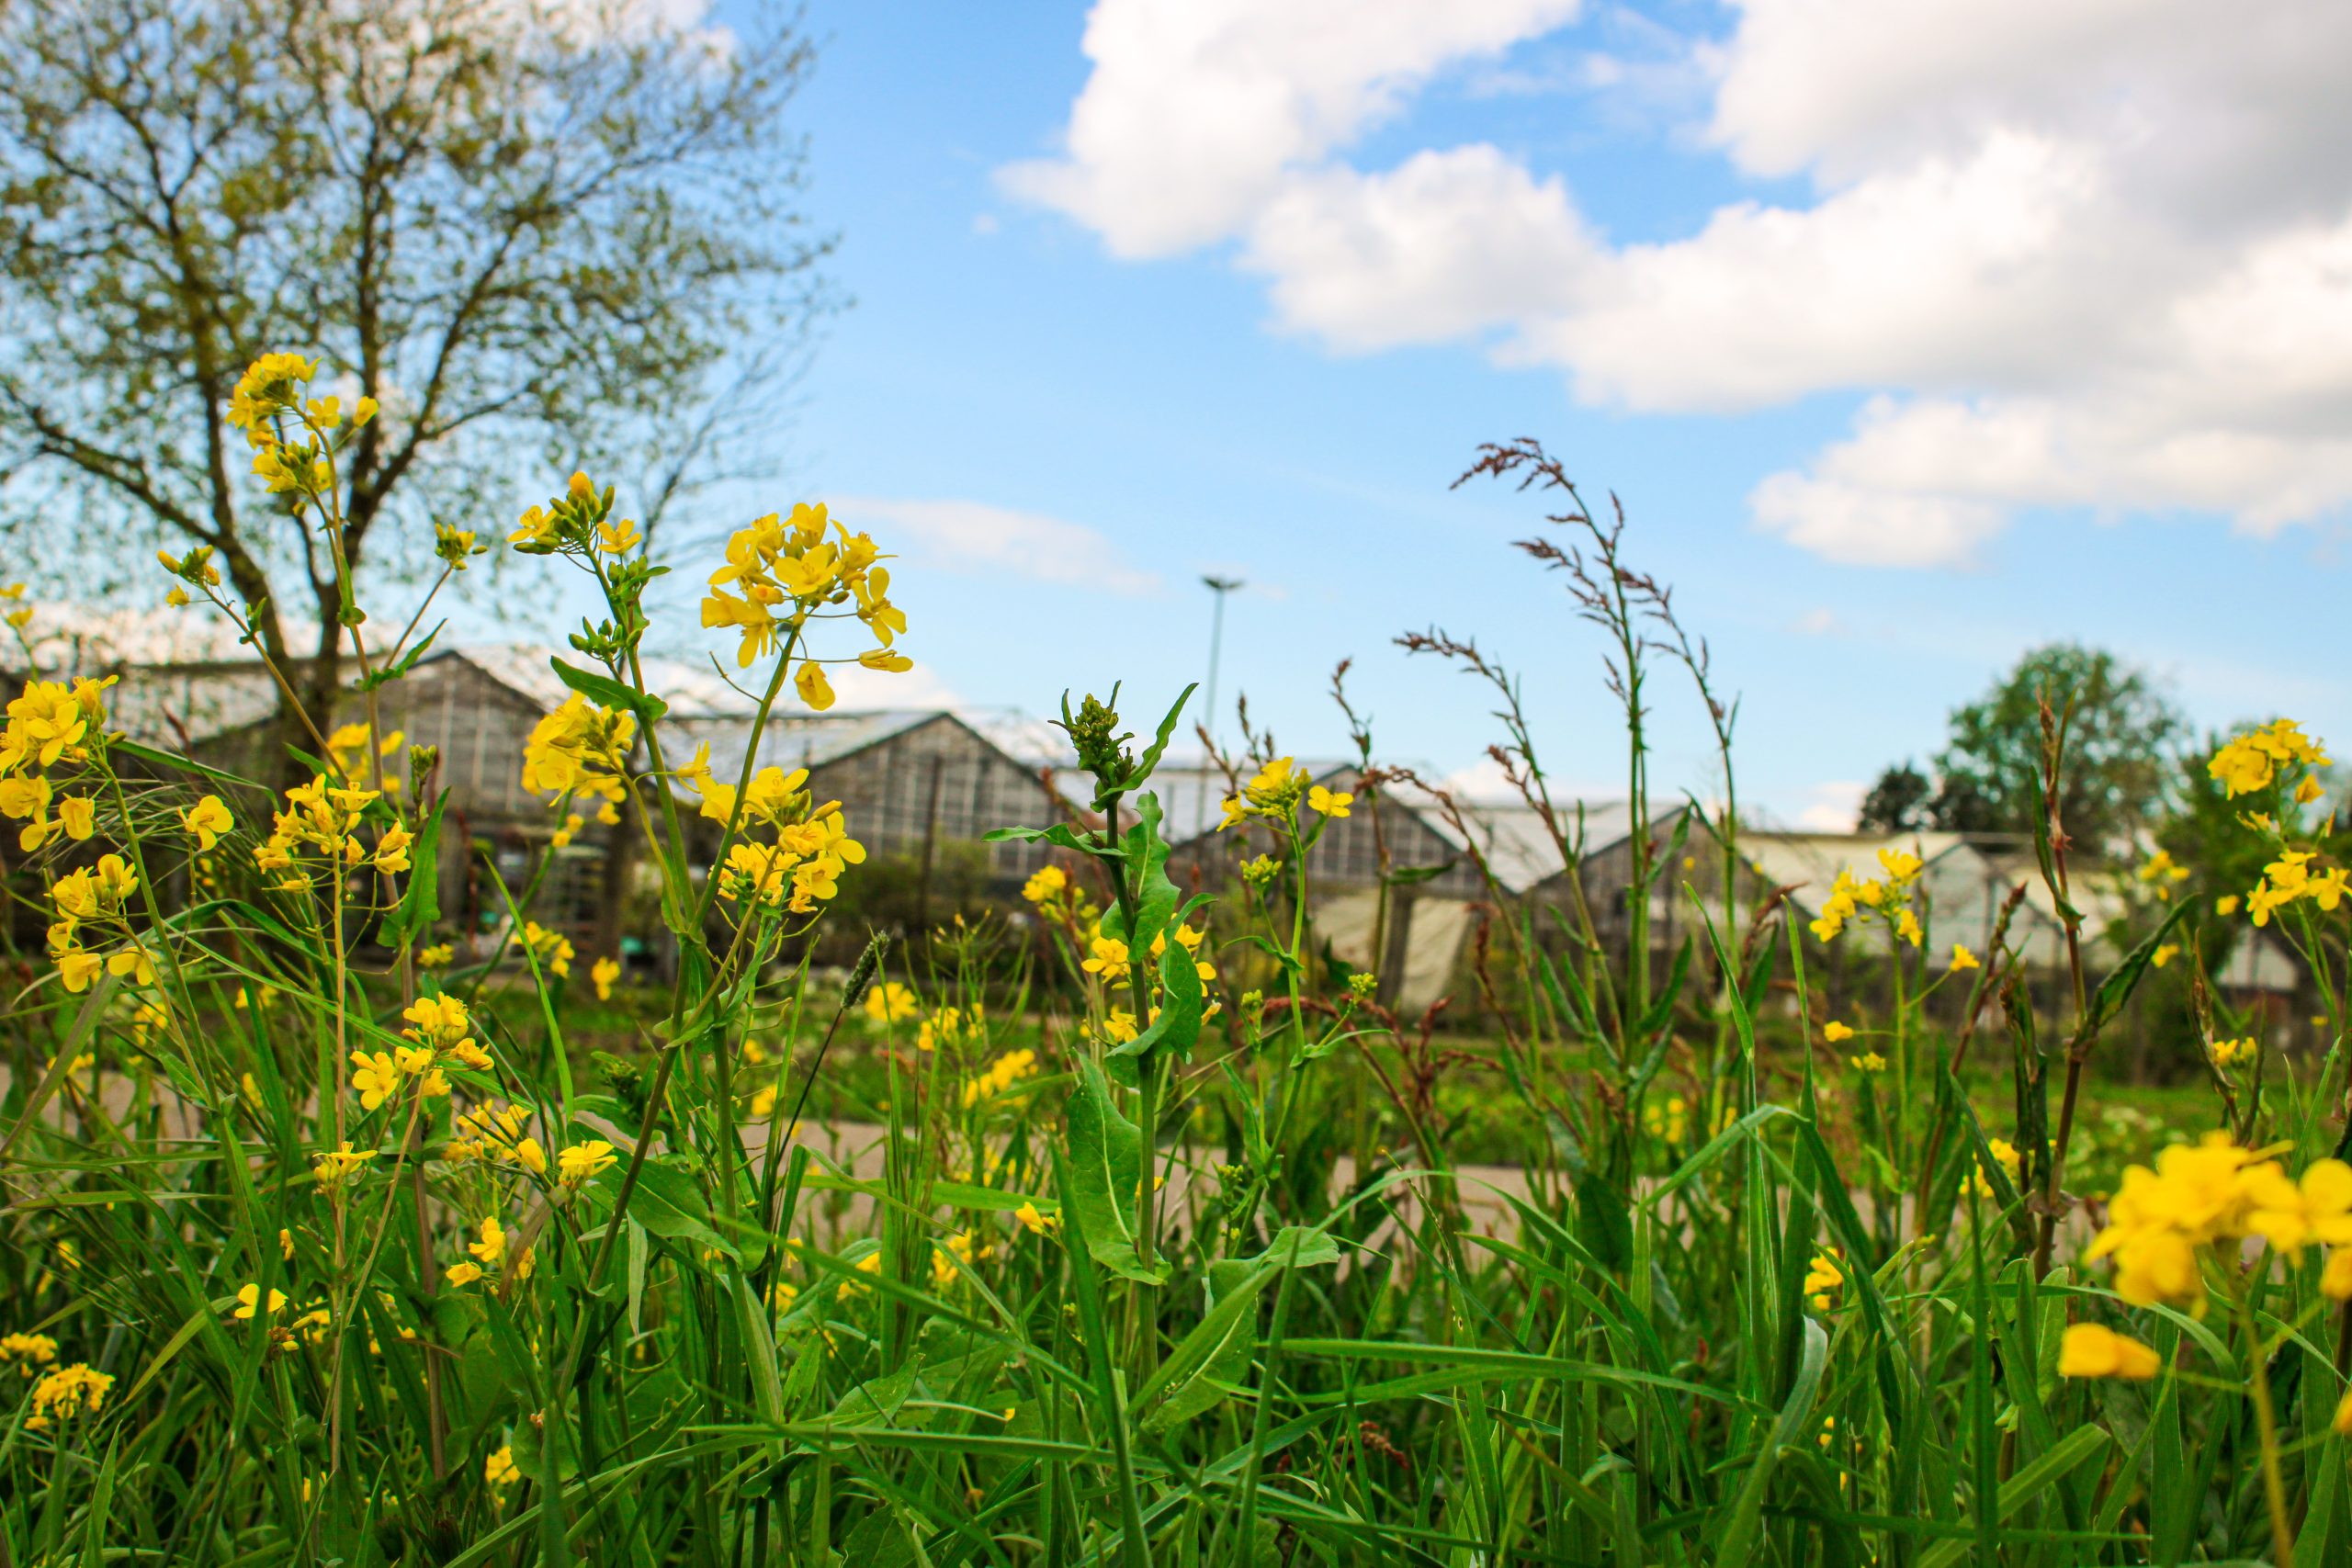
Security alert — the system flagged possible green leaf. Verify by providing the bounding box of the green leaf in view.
[356,621,446,691]
[549,655,668,723]
[2086,894,2194,1034]
[1063,1061,1162,1282]
[1713,1315,1826,1563]
[1100,792,1180,955]
[604,1160,732,1258]
[1109,891,1206,1066]
[1114,682,1196,800]
[982,821,1104,856]
[1576,1170,1632,1272]
[377,788,446,948]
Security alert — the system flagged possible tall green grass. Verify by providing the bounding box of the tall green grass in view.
[2,397,2347,1567]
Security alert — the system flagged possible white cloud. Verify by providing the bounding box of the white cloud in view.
[1794,779,1865,832]
[1244,146,1598,351]
[826,655,961,711]
[828,495,1160,596]
[1012,0,2352,568]
[998,0,1581,258]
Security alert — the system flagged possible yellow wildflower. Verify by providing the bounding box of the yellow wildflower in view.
[2057,1324,2161,1381]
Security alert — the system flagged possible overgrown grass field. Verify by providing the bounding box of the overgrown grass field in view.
[6,367,2352,1567]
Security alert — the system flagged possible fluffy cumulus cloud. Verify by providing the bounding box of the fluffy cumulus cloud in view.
[827,496,1161,596]
[1007,0,2352,566]
[1000,0,1583,258]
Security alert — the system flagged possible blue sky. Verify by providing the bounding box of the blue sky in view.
[639,0,2352,827]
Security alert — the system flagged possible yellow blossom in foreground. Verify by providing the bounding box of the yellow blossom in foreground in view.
[445,1262,484,1288]
[1822,1021,1854,1043]
[559,1140,617,1186]
[591,955,620,1001]
[182,795,232,850]
[313,1142,377,1188]
[1022,864,1067,905]
[2083,1134,2352,1307]
[1014,1201,1059,1235]
[2058,1324,2161,1381]
[1081,936,1130,982]
[1306,784,1353,818]
[1950,944,1980,972]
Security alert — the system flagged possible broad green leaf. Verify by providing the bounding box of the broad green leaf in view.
[1063,1061,1162,1282]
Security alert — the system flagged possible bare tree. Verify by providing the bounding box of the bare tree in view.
[0,0,833,748]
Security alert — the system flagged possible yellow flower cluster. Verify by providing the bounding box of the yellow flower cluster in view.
[253,774,408,893]
[2135,850,2189,900]
[2245,847,2349,928]
[225,354,379,509]
[350,1043,449,1111]
[2087,1134,2352,1308]
[1643,1094,1690,1143]
[26,1362,112,1429]
[699,502,909,698]
[1808,847,1925,947]
[447,1213,536,1290]
[1966,1137,2021,1200]
[47,853,150,993]
[1216,757,1345,831]
[0,677,111,856]
[931,1229,995,1289]
[2211,1035,2257,1070]
[486,1445,522,1489]
[689,763,866,918]
[2208,719,2330,798]
[446,1102,543,1171]
[1803,1248,1844,1311]
[520,694,636,826]
[960,1048,1039,1109]
[918,1004,982,1053]
[519,920,575,978]
[0,1331,59,1374]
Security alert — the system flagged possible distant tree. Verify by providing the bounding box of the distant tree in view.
[1857,645,2183,858]
[1927,643,2184,860]
[1857,762,1932,832]
[0,0,831,743]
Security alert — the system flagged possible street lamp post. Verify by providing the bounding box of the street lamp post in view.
[1196,574,1243,839]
